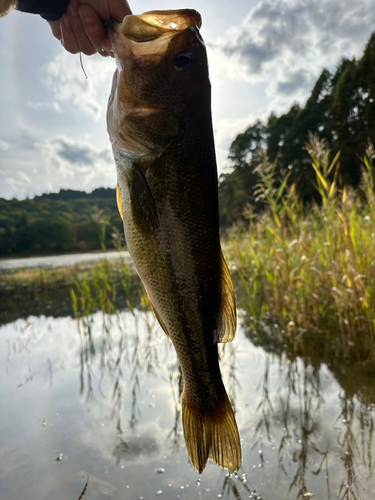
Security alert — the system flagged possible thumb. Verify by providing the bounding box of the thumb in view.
[109,0,132,22]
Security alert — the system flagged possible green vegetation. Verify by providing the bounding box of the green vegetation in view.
[0,256,144,325]
[219,32,375,227]
[225,134,375,364]
[0,187,121,256]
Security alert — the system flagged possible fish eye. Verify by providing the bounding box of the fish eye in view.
[173,52,192,71]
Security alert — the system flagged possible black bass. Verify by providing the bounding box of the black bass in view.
[107,9,241,473]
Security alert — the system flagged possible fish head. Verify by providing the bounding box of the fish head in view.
[107,10,210,157]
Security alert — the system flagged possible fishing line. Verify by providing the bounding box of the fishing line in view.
[80,52,88,79]
[66,19,88,79]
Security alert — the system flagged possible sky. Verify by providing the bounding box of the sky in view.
[0,0,375,199]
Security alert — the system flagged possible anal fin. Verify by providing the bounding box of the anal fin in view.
[216,249,237,343]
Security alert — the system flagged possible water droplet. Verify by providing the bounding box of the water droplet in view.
[55,453,63,461]
[180,485,184,489]
[126,485,129,489]
[156,468,165,474]
[218,495,222,498]
[156,491,162,496]
[168,484,172,487]
[196,479,201,486]
[42,419,47,427]
[148,403,155,408]
[100,423,105,427]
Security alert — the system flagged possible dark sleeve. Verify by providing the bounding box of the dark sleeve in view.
[16,0,70,21]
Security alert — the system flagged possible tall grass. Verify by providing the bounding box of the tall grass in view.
[225,134,375,363]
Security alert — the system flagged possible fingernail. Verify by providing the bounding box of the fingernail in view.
[80,12,93,24]
[63,15,70,28]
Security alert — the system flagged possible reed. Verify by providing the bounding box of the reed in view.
[225,134,375,363]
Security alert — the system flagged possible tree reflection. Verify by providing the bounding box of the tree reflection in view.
[249,330,375,500]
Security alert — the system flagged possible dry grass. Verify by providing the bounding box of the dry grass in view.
[225,134,375,363]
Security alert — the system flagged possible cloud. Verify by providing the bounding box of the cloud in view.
[42,52,115,120]
[0,140,10,151]
[221,0,375,77]
[276,70,315,96]
[213,0,375,114]
[27,101,62,113]
[39,135,114,184]
[0,132,116,199]
[45,135,112,166]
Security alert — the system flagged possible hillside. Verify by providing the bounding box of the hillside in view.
[0,188,121,256]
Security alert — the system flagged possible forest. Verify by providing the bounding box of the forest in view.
[0,32,374,256]
[219,32,375,227]
[0,188,121,256]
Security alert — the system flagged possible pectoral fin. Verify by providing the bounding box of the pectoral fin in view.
[128,164,158,236]
[216,250,237,343]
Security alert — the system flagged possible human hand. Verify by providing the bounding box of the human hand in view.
[48,0,132,57]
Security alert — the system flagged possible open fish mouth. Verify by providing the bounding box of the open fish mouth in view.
[108,9,202,66]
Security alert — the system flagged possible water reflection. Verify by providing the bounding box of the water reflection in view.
[246,340,375,499]
[1,307,375,499]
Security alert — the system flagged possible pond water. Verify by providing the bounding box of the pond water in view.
[1,305,375,500]
[0,250,130,270]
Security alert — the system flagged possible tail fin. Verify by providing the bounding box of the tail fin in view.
[182,389,241,474]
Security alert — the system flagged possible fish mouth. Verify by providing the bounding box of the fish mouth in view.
[108,10,202,67]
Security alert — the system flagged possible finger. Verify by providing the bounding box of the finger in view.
[101,36,114,56]
[67,1,96,55]
[48,19,62,41]
[60,14,80,53]
[78,5,109,56]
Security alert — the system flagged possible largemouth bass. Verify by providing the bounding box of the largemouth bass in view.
[107,9,241,474]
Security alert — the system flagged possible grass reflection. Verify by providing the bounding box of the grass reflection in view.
[72,298,375,499]
[249,332,375,499]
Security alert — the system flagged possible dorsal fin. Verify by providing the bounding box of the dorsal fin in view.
[216,250,237,343]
